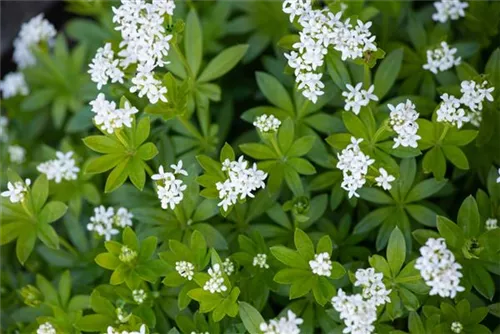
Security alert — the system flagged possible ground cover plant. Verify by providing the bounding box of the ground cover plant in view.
[1,0,500,333]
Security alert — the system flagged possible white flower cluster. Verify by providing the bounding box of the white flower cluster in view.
[414,238,465,298]
[36,322,57,334]
[260,310,303,334]
[436,93,469,128]
[216,156,267,211]
[222,258,235,276]
[89,93,138,134]
[13,14,56,69]
[176,261,195,280]
[132,289,147,304]
[374,168,395,191]
[387,99,421,148]
[354,268,391,307]
[432,0,468,23]
[423,42,461,74]
[459,80,495,127]
[37,151,80,183]
[88,43,124,90]
[336,137,375,198]
[332,289,378,334]
[342,83,378,115]
[0,116,8,142]
[283,1,377,102]
[152,161,188,210]
[1,179,31,204]
[451,321,463,333]
[89,0,175,104]
[486,218,498,231]
[106,324,146,334]
[0,72,29,99]
[8,145,26,164]
[309,252,332,276]
[203,264,227,294]
[253,253,270,269]
[87,206,133,241]
[119,245,138,263]
[253,114,281,133]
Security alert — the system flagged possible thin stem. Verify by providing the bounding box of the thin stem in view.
[174,205,186,227]
[144,163,154,177]
[177,116,202,140]
[114,129,129,149]
[297,99,310,119]
[172,42,194,79]
[438,124,450,144]
[269,134,283,157]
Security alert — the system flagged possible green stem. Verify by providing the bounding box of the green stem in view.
[174,206,187,228]
[173,42,194,79]
[177,116,202,139]
[59,236,78,257]
[144,163,154,177]
[298,99,310,118]
[371,122,390,145]
[114,129,129,149]
[269,134,283,157]
[438,124,450,144]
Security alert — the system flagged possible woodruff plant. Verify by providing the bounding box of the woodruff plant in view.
[1,0,500,333]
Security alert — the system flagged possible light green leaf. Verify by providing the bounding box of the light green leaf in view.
[185,9,203,77]
[198,45,248,82]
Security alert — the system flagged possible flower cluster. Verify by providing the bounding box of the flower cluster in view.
[0,116,8,142]
[423,41,461,74]
[87,206,133,241]
[151,161,188,210]
[386,99,421,148]
[309,252,332,277]
[222,258,235,276]
[8,145,26,164]
[119,245,138,263]
[216,156,267,211]
[259,310,303,334]
[13,14,56,69]
[414,238,465,298]
[106,324,146,334]
[336,137,375,198]
[374,168,395,191]
[343,83,378,115]
[283,1,376,102]
[36,322,57,334]
[451,321,463,333]
[486,218,498,231]
[89,0,175,104]
[132,289,147,304]
[203,264,227,294]
[436,93,469,128]
[176,261,195,280]
[354,268,391,307]
[89,93,138,134]
[253,253,269,269]
[1,179,31,204]
[0,72,29,99]
[432,0,468,23]
[253,114,281,133]
[459,80,495,126]
[36,151,80,183]
[332,289,378,334]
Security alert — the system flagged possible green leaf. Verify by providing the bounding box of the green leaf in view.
[470,264,495,300]
[442,145,469,170]
[95,253,121,270]
[76,314,113,332]
[326,53,351,89]
[85,154,124,174]
[294,228,315,260]
[369,255,391,278]
[37,223,60,249]
[240,143,277,160]
[83,136,123,154]
[185,9,203,77]
[220,142,235,162]
[198,44,248,82]
[270,246,308,269]
[128,158,146,191]
[288,157,316,175]
[407,14,426,49]
[0,224,20,245]
[284,166,303,196]
[135,117,151,147]
[278,118,294,154]
[457,196,480,238]
[436,216,465,250]
[374,49,403,99]
[287,136,315,157]
[443,129,477,146]
[405,178,446,203]
[136,143,158,161]
[316,235,333,255]
[39,201,67,224]
[238,302,265,334]
[312,277,335,306]
[58,271,71,307]
[255,72,293,113]
[16,229,37,265]
[485,48,500,94]
[105,158,130,193]
[342,112,369,139]
[31,174,48,213]
[387,227,406,276]
[422,147,446,180]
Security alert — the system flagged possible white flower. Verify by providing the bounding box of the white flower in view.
[37,322,57,334]
[0,116,8,142]
[222,258,235,276]
[114,208,133,228]
[423,41,461,74]
[497,168,500,183]
[87,206,119,241]
[132,289,147,304]
[176,261,195,280]
[107,324,147,334]
[460,80,495,127]
[89,93,138,134]
[332,289,378,334]
[432,0,468,23]
[375,168,395,191]
[130,65,168,104]
[37,151,80,183]
[259,310,303,334]
[436,93,470,129]
[152,163,188,210]
[415,238,465,298]
[13,14,56,68]
[1,179,31,204]
[354,268,391,306]
[88,43,125,90]
[253,253,270,269]
[216,156,267,211]
[451,321,463,333]
[336,137,375,198]
[388,99,421,148]
[253,114,281,133]
[343,83,378,115]
[486,218,498,231]
[203,263,227,294]
[0,72,29,98]
[119,245,138,263]
[309,252,332,277]
[282,0,312,22]
[8,145,26,164]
